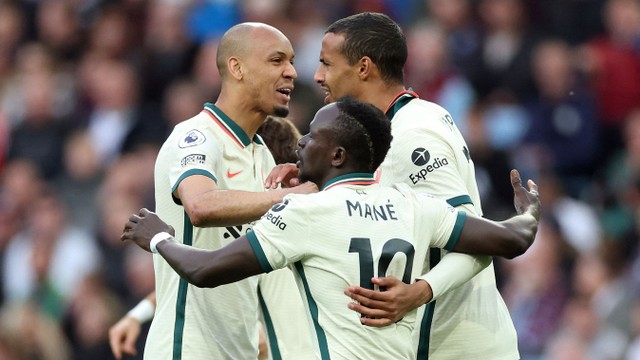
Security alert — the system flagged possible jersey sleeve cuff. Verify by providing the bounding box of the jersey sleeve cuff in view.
[246,230,274,273]
[444,211,466,251]
[446,195,473,208]
[171,169,217,205]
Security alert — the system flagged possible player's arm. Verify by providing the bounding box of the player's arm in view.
[413,169,539,302]
[345,253,491,326]
[108,292,157,359]
[346,170,540,326]
[453,169,540,255]
[121,208,265,287]
[177,174,316,227]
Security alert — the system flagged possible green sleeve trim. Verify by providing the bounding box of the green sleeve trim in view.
[246,231,273,273]
[444,211,467,251]
[171,169,217,205]
[446,195,473,208]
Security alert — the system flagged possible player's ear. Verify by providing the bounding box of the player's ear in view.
[332,146,346,167]
[228,57,243,80]
[357,56,372,80]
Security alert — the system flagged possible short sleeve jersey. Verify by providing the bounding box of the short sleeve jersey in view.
[247,173,466,360]
[379,92,519,360]
[147,103,308,359]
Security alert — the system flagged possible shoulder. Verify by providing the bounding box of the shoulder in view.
[165,114,219,149]
[389,183,422,201]
[394,99,461,138]
[400,98,450,117]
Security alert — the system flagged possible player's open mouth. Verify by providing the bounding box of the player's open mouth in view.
[320,87,331,103]
[277,88,292,99]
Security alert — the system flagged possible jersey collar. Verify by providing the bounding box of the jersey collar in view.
[202,103,265,148]
[384,89,418,121]
[322,173,376,191]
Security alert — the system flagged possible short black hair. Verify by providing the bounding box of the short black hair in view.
[258,116,301,165]
[326,12,406,85]
[334,96,392,172]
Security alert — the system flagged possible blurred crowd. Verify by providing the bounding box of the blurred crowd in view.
[0,0,638,359]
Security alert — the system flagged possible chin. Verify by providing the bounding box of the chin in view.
[273,106,290,118]
[298,172,309,184]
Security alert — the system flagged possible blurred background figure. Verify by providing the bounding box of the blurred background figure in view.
[518,39,601,198]
[576,0,640,155]
[2,190,101,319]
[405,21,476,135]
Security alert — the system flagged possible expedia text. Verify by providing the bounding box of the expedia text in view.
[409,157,449,184]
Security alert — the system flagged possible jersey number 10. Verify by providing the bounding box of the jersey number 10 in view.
[349,237,415,291]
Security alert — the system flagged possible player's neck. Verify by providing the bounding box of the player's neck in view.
[214,98,264,139]
[360,83,406,114]
[319,166,363,190]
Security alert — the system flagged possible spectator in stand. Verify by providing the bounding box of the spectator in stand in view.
[405,21,476,135]
[466,0,539,102]
[576,0,640,154]
[520,39,601,196]
[425,0,481,78]
[0,3,25,78]
[0,302,72,360]
[136,0,197,106]
[7,68,70,179]
[500,219,572,359]
[2,190,101,317]
[600,109,640,249]
[35,0,82,63]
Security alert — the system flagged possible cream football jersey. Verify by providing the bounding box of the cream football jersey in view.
[148,103,310,359]
[248,174,467,360]
[379,92,519,360]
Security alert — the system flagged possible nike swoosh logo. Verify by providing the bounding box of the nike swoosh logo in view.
[227,169,242,178]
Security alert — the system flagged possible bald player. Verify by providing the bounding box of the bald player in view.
[109,23,316,359]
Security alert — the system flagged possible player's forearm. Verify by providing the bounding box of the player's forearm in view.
[186,189,289,227]
[156,236,264,287]
[496,212,538,259]
[455,212,538,259]
[419,253,492,301]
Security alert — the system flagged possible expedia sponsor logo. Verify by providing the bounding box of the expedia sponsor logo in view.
[411,148,430,166]
[180,154,206,167]
[262,211,287,230]
[271,199,289,212]
[409,157,450,184]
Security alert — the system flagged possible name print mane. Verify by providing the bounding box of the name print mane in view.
[345,200,398,221]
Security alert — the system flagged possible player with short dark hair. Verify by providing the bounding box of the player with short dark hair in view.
[325,12,406,85]
[265,12,523,359]
[122,97,540,360]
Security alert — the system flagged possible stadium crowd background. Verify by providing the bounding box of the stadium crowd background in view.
[0,0,638,359]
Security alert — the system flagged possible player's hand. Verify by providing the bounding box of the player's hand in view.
[344,277,432,327]
[121,208,175,252]
[109,316,141,359]
[510,169,540,220]
[264,163,300,189]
